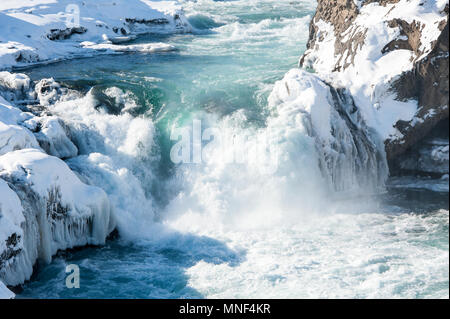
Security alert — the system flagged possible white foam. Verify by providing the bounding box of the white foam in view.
[185,210,449,298]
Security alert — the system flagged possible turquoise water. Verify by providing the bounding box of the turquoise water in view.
[17,0,449,298]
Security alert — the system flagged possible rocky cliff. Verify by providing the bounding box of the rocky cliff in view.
[300,0,449,176]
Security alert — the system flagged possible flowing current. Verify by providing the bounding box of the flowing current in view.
[17,0,448,298]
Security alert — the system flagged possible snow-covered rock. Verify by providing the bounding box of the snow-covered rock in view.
[0,0,192,70]
[299,0,448,176]
[0,71,32,102]
[0,149,115,287]
[25,116,78,159]
[0,178,25,290]
[1,72,81,159]
[268,69,388,193]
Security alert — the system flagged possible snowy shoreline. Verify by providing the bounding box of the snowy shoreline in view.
[0,0,191,71]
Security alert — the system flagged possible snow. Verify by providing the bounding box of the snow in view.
[0,94,41,155]
[0,0,192,70]
[267,68,388,194]
[301,0,448,141]
[80,41,176,53]
[25,116,78,159]
[0,280,14,299]
[0,120,40,155]
[0,177,26,293]
[0,148,114,250]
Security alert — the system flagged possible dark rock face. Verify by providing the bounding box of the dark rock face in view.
[382,19,424,56]
[389,118,449,176]
[387,19,449,162]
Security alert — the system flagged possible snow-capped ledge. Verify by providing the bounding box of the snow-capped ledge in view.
[0,0,192,70]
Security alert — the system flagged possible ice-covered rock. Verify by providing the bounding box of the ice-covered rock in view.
[0,71,32,103]
[1,95,41,155]
[0,149,115,287]
[0,121,40,156]
[25,116,78,159]
[1,72,80,159]
[0,178,25,288]
[268,69,388,193]
[391,137,449,176]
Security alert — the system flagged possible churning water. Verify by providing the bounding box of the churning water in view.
[18,0,448,298]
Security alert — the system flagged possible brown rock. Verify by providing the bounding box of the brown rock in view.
[386,20,449,160]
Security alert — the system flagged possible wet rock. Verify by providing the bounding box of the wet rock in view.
[46,26,87,41]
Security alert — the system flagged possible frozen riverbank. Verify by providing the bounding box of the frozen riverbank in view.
[0,0,191,70]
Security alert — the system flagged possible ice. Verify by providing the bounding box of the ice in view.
[0,179,25,279]
[0,121,40,156]
[268,69,388,194]
[0,149,115,286]
[25,116,78,159]
[0,280,14,299]
[165,70,388,234]
[80,42,176,53]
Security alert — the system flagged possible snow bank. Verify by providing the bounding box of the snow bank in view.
[0,0,191,69]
